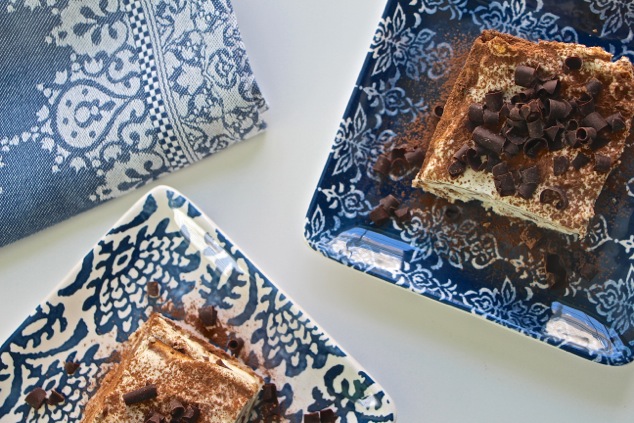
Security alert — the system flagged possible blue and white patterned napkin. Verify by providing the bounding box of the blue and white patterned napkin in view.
[0,0,267,247]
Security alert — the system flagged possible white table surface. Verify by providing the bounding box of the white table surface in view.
[2,1,634,422]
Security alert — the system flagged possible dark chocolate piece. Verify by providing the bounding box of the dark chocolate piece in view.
[198,305,217,327]
[369,205,390,226]
[448,160,466,177]
[379,194,400,211]
[494,173,516,196]
[404,149,425,166]
[491,162,509,177]
[468,103,484,124]
[123,385,157,405]
[170,399,185,418]
[485,90,504,112]
[64,361,80,375]
[433,104,444,118]
[304,412,321,423]
[606,112,626,132]
[564,56,582,71]
[227,335,244,356]
[483,109,500,126]
[262,383,278,403]
[47,389,65,406]
[572,152,591,170]
[585,77,603,97]
[320,408,338,423]
[372,154,391,175]
[523,137,547,158]
[540,187,569,210]
[553,156,569,176]
[582,111,608,133]
[520,166,540,184]
[146,281,160,298]
[25,387,47,410]
[594,154,612,173]
[517,183,538,199]
[145,411,166,423]
[182,405,200,423]
[515,65,536,88]
[472,126,505,154]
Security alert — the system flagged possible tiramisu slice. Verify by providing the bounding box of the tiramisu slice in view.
[81,313,264,423]
[413,30,634,237]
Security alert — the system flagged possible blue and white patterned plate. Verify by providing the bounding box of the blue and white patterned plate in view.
[0,186,396,422]
[305,0,634,366]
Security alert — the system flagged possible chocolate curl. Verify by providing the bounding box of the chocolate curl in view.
[515,65,536,88]
[564,56,582,71]
[491,162,509,177]
[379,194,400,212]
[389,157,409,177]
[483,109,500,126]
[544,124,564,151]
[540,187,569,210]
[485,153,501,172]
[47,389,65,406]
[405,149,425,166]
[538,78,560,96]
[372,154,391,175]
[503,141,520,157]
[500,103,511,119]
[523,137,547,158]
[586,77,603,97]
[447,160,466,177]
[553,156,569,176]
[517,183,538,199]
[227,335,244,356]
[575,127,597,145]
[182,405,200,423]
[520,166,540,184]
[453,144,470,163]
[508,106,522,122]
[606,112,626,132]
[505,130,526,146]
[485,90,504,112]
[145,411,166,423]
[566,119,579,131]
[546,99,571,121]
[589,136,610,151]
[494,173,516,197]
[394,206,412,222]
[576,93,595,116]
[572,152,591,170]
[582,111,608,133]
[564,130,580,148]
[594,154,612,173]
[526,116,544,139]
[170,399,186,418]
[433,104,444,118]
[25,387,47,410]
[468,103,484,124]
[123,385,158,405]
[472,126,505,154]
[466,148,485,171]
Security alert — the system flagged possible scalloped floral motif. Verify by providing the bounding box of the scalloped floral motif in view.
[588,266,634,334]
[585,0,634,42]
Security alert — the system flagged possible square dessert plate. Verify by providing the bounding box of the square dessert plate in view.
[0,186,396,422]
[305,0,634,365]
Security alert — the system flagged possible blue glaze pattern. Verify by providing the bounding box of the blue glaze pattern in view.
[0,186,395,422]
[305,0,634,365]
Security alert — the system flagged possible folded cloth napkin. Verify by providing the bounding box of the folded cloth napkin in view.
[0,0,267,247]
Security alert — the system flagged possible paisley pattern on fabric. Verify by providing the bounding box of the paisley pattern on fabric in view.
[0,0,267,247]
[0,187,395,422]
[305,0,634,365]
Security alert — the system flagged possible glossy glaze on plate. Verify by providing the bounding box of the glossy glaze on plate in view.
[0,186,395,422]
[305,0,634,365]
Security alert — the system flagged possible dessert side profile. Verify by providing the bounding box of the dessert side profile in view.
[413,30,634,237]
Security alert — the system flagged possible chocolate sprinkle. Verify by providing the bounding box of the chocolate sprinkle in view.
[47,389,65,406]
[553,156,569,176]
[198,305,217,327]
[485,90,504,112]
[448,160,466,177]
[122,385,157,405]
[586,77,603,97]
[606,112,626,132]
[369,205,390,226]
[564,56,582,71]
[472,126,505,154]
[170,399,185,418]
[64,361,80,375]
[540,187,569,210]
[304,412,321,423]
[594,154,612,173]
[582,111,608,133]
[320,409,338,423]
[515,65,536,87]
[25,387,47,409]
[572,152,591,170]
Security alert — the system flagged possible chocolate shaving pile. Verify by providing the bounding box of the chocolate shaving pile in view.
[446,58,625,210]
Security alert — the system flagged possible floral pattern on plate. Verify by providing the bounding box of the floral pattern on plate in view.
[305,0,634,365]
[0,186,395,422]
